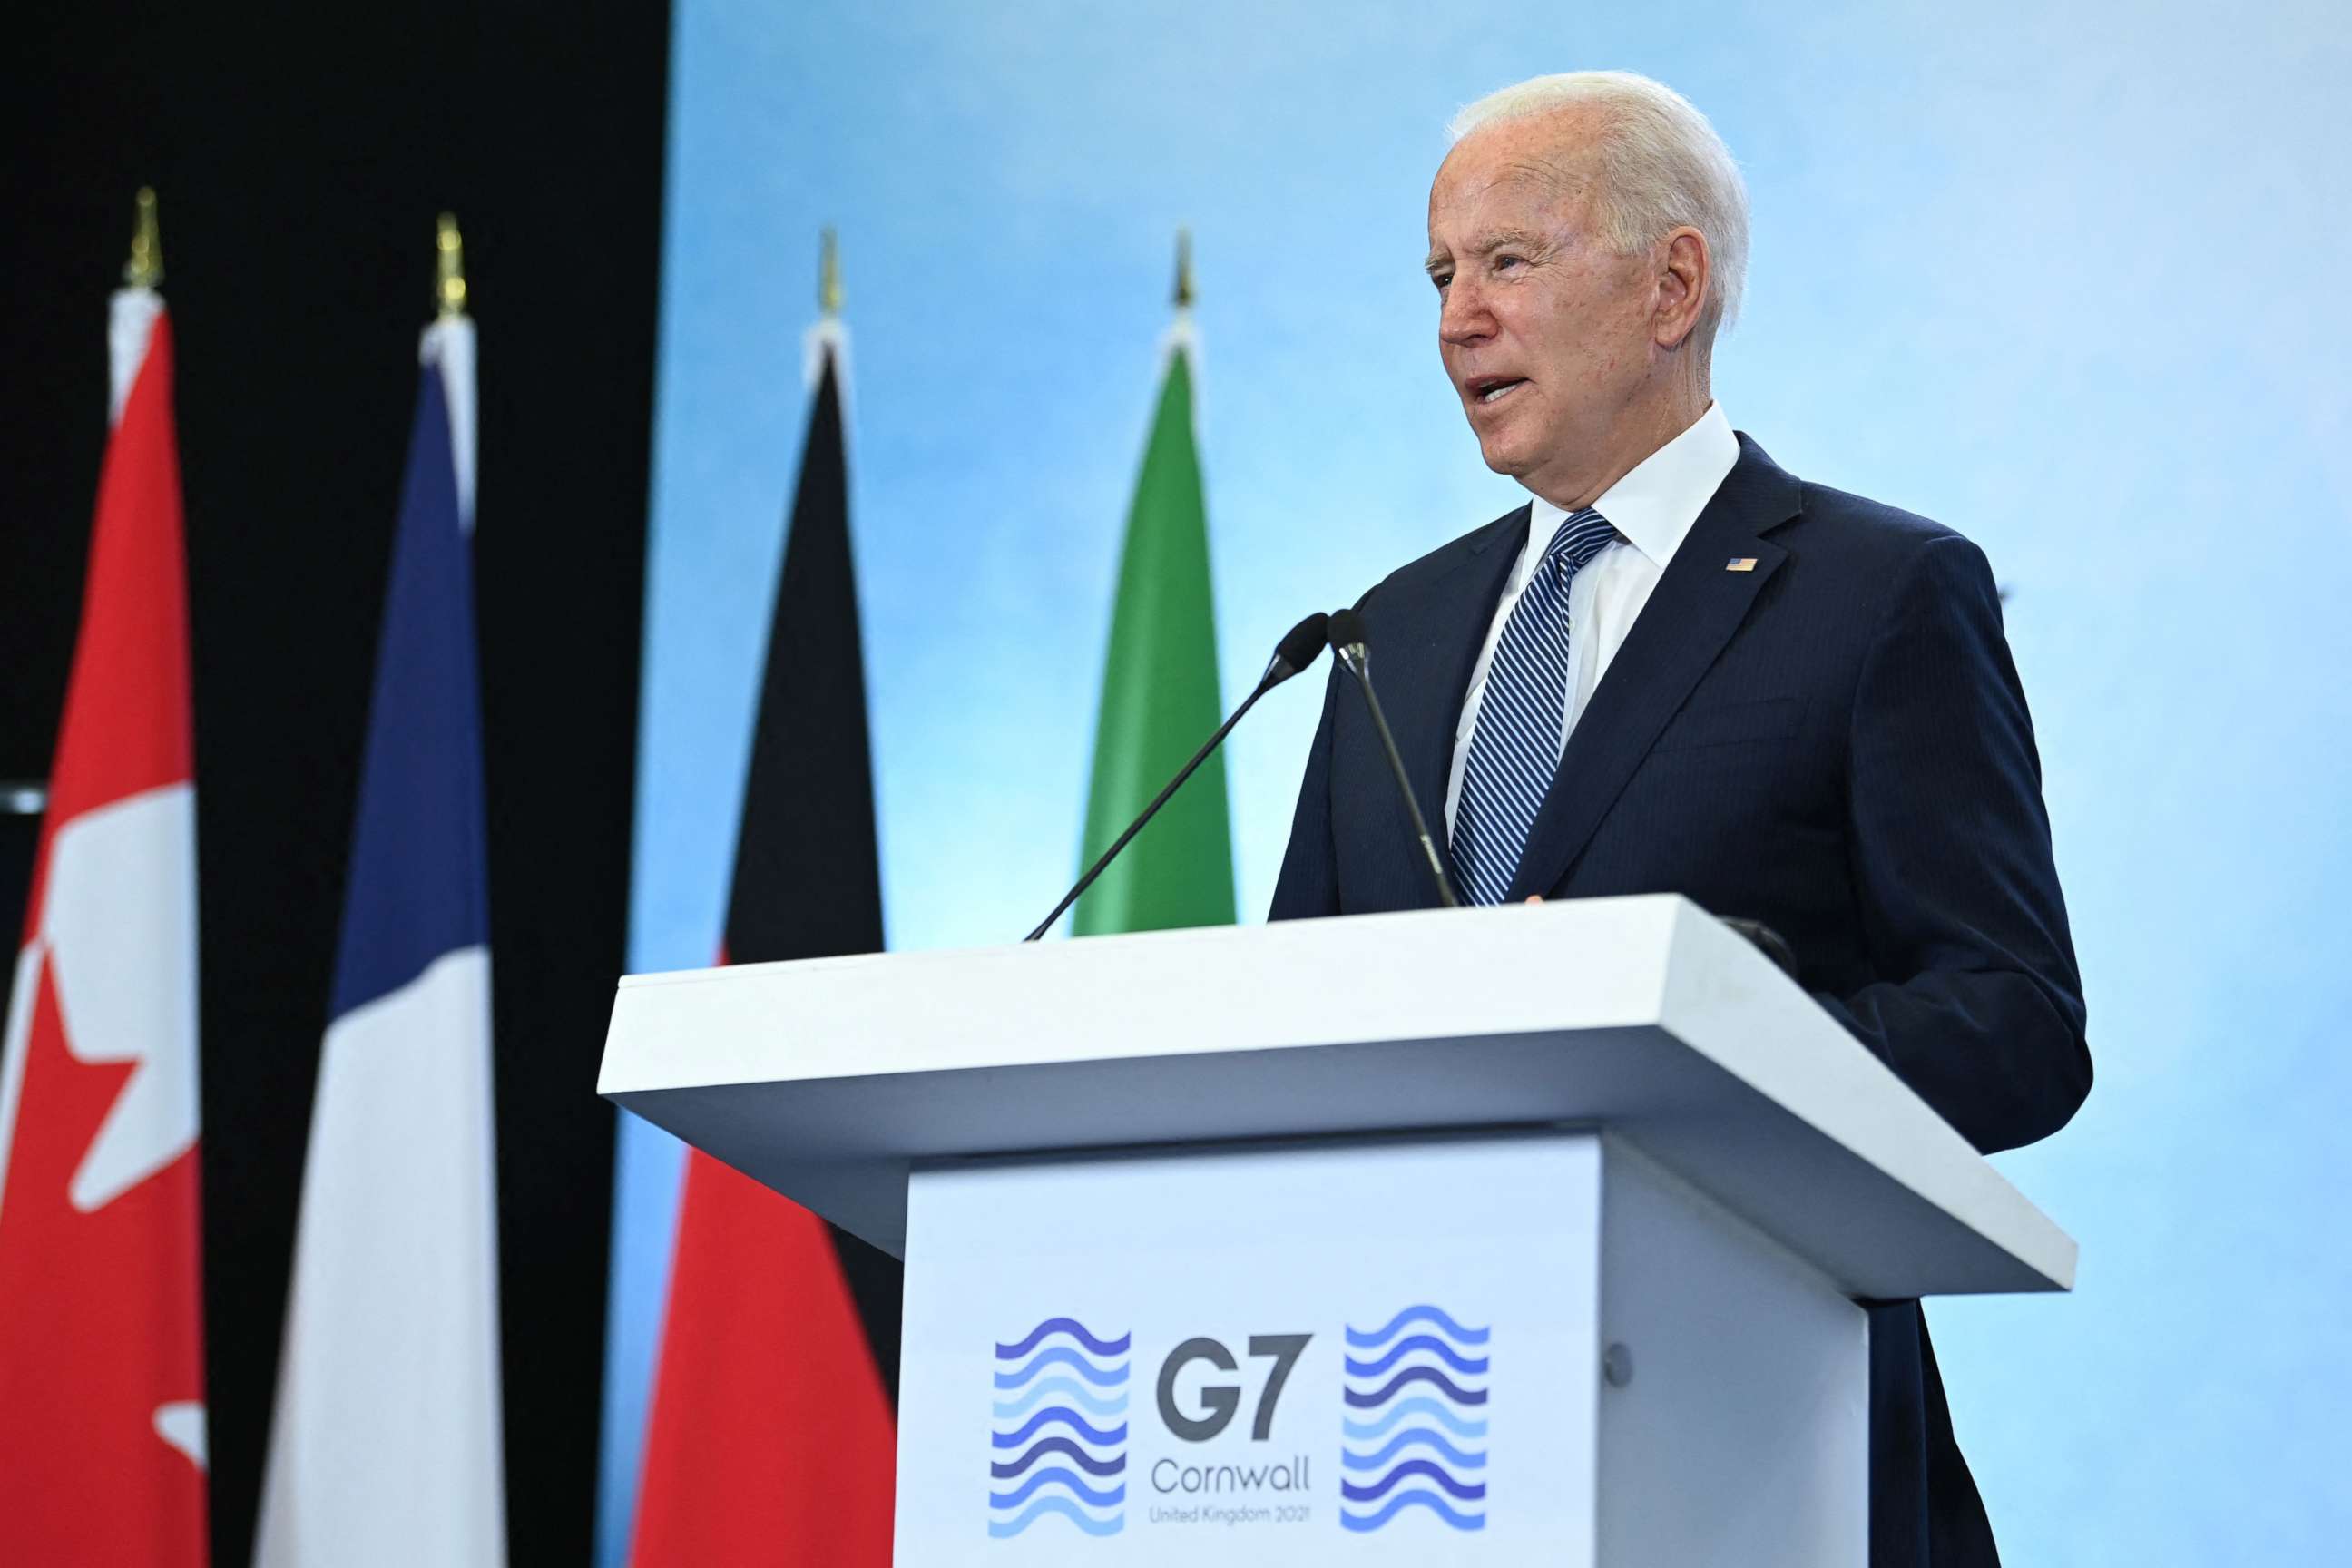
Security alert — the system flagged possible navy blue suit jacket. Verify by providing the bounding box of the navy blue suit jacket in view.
[1269,435,2091,1567]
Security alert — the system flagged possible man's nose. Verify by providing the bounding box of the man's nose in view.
[1439,278,1493,348]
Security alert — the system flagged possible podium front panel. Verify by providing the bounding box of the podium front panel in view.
[897,1134,1605,1565]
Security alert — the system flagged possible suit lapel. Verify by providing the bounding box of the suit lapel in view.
[1369,505,1527,887]
[1503,436,1804,901]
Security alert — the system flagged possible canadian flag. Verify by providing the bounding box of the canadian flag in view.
[0,287,209,1564]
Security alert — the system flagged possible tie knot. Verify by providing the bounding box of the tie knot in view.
[1544,508,1619,578]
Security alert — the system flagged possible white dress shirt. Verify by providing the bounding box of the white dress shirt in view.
[1442,402,1742,833]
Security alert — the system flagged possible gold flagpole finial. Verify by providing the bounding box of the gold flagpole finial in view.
[819,227,843,318]
[436,212,468,318]
[1172,227,1194,310]
[123,187,163,289]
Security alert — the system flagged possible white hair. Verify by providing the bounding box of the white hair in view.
[1449,72,1749,346]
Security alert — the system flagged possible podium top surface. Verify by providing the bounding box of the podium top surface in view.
[600,895,2075,1298]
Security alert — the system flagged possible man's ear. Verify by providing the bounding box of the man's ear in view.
[1655,228,1710,350]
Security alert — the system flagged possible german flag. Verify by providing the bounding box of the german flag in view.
[629,301,897,1565]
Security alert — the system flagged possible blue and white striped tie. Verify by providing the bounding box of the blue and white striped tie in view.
[1451,508,1620,906]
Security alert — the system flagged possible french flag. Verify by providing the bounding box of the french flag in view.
[253,309,505,1566]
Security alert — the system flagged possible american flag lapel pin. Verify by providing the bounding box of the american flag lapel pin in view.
[1725,556,1758,573]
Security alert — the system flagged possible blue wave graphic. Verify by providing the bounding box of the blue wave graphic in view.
[1341,1458,1488,1504]
[988,1466,1126,1510]
[1340,1426,1487,1471]
[992,1376,1130,1419]
[990,1406,1126,1449]
[1342,1396,1489,1441]
[1338,1489,1488,1533]
[986,1494,1127,1538]
[994,1344,1131,1389]
[993,1319,1129,1534]
[991,1436,1129,1480]
[1344,1365,1488,1408]
[1346,1305,1491,1349]
[1342,1306,1489,1534]
[1344,1333,1492,1378]
[995,1318,1132,1359]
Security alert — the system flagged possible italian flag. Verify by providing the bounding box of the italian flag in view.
[1072,286,1236,936]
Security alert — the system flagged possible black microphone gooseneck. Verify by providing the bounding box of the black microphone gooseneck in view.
[1326,608,1462,909]
[1024,612,1333,941]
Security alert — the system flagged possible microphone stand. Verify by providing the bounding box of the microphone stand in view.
[1023,687,1269,942]
[1024,612,1329,942]
[1329,629,1461,909]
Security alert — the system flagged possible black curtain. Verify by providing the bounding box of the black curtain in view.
[0,3,670,1562]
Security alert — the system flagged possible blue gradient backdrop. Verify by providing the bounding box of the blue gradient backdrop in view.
[597,3,2352,1561]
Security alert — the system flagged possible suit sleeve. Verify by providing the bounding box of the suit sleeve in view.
[1815,533,2092,1154]
[1268,661,1345,920]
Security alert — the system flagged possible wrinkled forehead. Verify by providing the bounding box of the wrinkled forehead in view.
[1429,113,1600,232]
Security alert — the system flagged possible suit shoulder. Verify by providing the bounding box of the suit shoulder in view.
[1787,479,1994,587]
[1790,479,1992,575]
[1786,479,2010,655]
[1358,504,1525,609]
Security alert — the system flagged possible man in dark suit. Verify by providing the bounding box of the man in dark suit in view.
[1270,71,2090,1567]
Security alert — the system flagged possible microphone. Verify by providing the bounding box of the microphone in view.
[1024,612,1332,942]
[1327,609,1462,908]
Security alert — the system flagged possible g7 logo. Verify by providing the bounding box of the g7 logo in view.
[1154,1334,1312,1442]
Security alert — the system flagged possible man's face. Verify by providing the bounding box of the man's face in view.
[1426,112,1663,505]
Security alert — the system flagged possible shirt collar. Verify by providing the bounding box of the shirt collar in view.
[1524,401,1740,570]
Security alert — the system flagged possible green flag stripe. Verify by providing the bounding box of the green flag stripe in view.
[1073,342,1237,936]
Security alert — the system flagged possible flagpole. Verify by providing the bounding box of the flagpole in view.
[1161,228,1200,387]
[124,186,162,288]
[429,214,479,529]
[806,228,850,391]
[109,191,167,426]
[437,211,468,318]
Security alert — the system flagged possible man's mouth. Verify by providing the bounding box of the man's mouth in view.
[1466,376,1527,406]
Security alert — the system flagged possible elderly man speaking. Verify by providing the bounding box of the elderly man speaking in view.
[1270,72,2090,1567]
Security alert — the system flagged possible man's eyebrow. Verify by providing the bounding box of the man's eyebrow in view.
[1471,228,1547,256]
[1426,230,1548,276]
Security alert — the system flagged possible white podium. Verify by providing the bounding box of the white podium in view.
[599,895,2074,1567]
